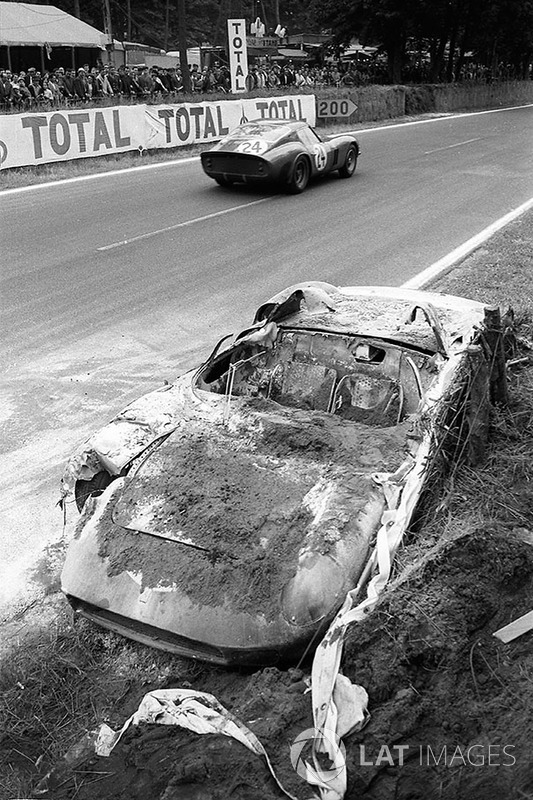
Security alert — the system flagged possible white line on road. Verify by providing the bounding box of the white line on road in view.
[402,195,533,290]
[423,137,481,154]
[352,102,533,136]
[97,196,275,250]
[0,155,199,196]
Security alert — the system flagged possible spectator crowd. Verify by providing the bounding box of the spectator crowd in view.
[0,61,379,112]
[1,58,528,113]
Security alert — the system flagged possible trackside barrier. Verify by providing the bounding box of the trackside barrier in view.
[2,81,533,168]
[0,95,316,170]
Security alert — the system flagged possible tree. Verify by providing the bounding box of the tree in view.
[468,0,533,77]
[48,0,533,81]
[310,0,415,82]
[176,0,191,90]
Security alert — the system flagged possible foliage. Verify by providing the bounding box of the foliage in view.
[309,0,533,81]
[6,0,533,81]
[51,0,220,49]
[47,0,321,50]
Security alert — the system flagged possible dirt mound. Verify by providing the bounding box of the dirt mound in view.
[41,667,314,800]
[339,526,533,799]
[34,521,533,800]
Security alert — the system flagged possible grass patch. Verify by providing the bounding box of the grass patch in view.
[0,603,199,798]
[0,145,202,191]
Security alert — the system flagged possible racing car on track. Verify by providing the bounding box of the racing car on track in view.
[200,120,360,193]
[60,283,501,666]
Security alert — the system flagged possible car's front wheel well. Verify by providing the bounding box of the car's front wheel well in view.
[286,154,311,194]
[338,144,358,178]
[75,470,115,512]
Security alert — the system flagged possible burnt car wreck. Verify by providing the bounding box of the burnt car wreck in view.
[60,283,505,666]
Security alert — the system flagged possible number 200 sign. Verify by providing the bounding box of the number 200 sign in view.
[317,98,358,118]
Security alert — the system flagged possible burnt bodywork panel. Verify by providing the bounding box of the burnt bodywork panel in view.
[61,284,493,665]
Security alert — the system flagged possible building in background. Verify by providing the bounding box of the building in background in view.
[0,1,113,72]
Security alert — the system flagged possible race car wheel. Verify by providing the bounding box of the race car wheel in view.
[338,145,358,178]
[215,176,233,187]
[287,156,310,194]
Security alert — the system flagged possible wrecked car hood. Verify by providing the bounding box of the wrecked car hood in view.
[110,407,409,552]
[89,402,413,619]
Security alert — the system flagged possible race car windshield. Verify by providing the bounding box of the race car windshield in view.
[228,123,292,142]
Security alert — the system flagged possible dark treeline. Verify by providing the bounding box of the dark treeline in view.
[20,0,533,83]
[309,0,533,82]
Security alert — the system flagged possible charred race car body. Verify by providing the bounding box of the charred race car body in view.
[60,283,497,666]
[200,120,360,193]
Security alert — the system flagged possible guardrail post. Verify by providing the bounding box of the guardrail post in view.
[483,306,509,406]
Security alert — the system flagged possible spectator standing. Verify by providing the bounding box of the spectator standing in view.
[302,67,314,86]
[54,67,71,100]
[40,76,55,106]
[201,67,217,92]
[130,68,144,97]
[190,64,203,91]
[72,67,89,100]
[218,65,231,90]
[85,67,98,98]
[294,68,306,87]
[167,67,183,94]
[0,69,13,107]
[62,69,76,98]
[267,64,280,87]
[47,73,62,103]
[137,66,154,96]
[151,67,169,96]
[282,63,295,85]
[158,68,173,93]
[14,76,32,108]
[24,67,41,101]
[330,65,341,86]
[95,65,114,96]
[117,65,136,97]
[106,66,121,95]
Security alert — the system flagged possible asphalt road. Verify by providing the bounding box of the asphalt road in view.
[1,104,533,618]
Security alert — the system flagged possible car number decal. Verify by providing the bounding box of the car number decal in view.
[236,140,269,155]
[313,144,328,171]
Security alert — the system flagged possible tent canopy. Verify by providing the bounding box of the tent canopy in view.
[277,48,309,59]
[0,2,107,48]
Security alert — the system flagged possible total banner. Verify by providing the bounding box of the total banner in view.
[0,95,316,169]
[145,95,316,150]
[0,105,145,169]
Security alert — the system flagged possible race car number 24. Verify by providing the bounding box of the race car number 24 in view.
[313,144,327,170]
[237,140,267,154]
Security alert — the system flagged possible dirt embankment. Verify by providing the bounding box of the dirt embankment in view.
[40,521,533,800]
